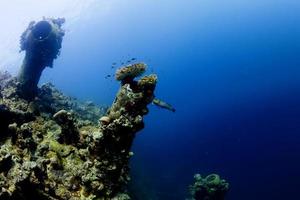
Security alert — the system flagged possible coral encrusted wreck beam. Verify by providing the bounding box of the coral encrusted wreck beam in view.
[0,19,157,200]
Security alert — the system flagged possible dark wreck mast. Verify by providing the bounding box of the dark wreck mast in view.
[17,18,65,100]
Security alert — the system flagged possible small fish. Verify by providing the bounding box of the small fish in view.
[111,62,117,68]
[153,98,176,112]
[105,75,111,79]
[131,58,136,61]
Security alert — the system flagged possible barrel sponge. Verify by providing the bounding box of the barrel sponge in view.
[115,63,147,81]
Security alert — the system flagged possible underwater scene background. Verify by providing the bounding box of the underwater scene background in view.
[1,0,300,199]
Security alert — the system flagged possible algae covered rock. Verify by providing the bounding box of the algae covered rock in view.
[188,173,229,200]
[53,110,79,145]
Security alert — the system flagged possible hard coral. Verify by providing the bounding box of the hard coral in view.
[53,110,79,145]
[99,116,111,125]
[137,74,158,89]
[188,173,229,200]
[115,63,147,83]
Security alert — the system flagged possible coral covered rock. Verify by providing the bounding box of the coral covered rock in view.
[53,110,79,145]
[0,66,156,199]
[115,63,147,84]
[188,173,229,200]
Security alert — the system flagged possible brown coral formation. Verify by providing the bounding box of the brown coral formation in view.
[187,173,230,200]
[115,63,147,84]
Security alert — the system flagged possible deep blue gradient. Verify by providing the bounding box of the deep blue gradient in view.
[40,1,300,199]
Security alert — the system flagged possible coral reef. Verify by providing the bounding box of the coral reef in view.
[115,63,147,84]
[0,63,156,199]
[187,174,229,200]
[36,83,107,124]
[18,18,65,100]
[0,71,11,91]
[0,19,158,200]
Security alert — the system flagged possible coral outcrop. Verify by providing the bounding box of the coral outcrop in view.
[187,174,229,200]
[0,19,158,200]
[115,63,147,84]
[0,63,157,199]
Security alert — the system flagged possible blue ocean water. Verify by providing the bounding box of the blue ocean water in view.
[39,1,300,199]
